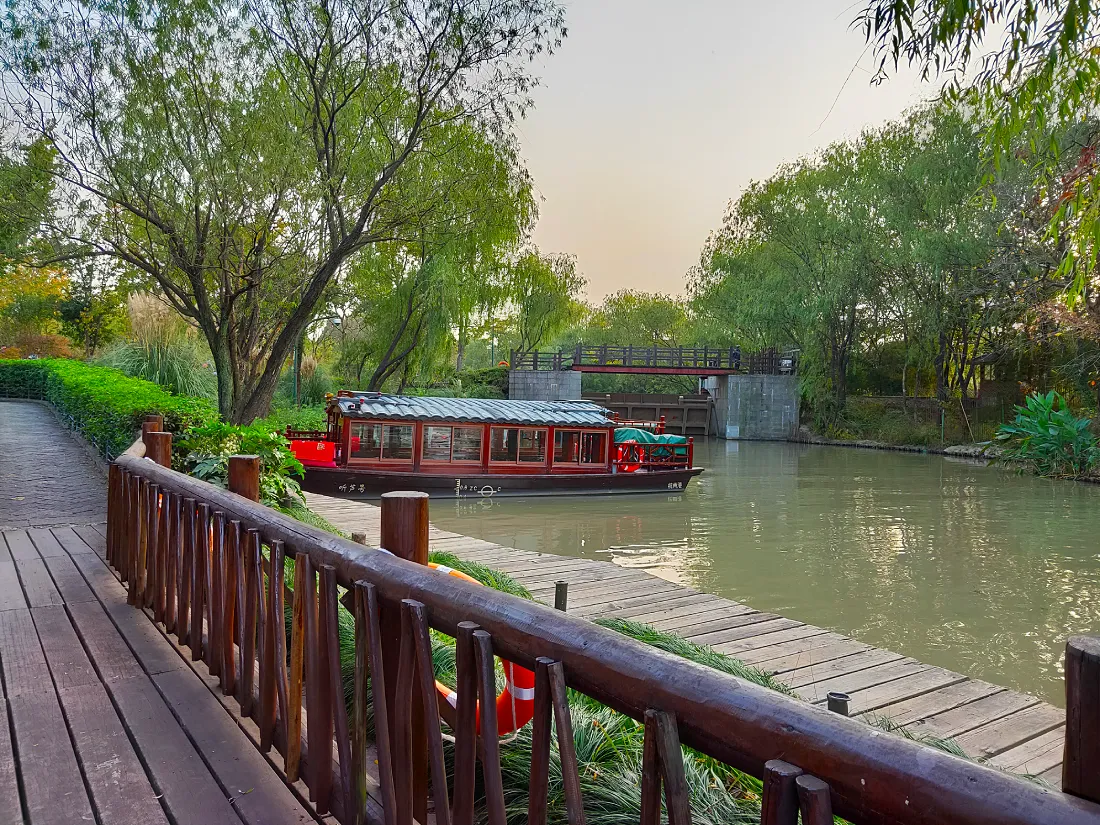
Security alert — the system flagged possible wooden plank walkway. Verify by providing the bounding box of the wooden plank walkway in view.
[0,400,318,825]
[307,490,1068,786]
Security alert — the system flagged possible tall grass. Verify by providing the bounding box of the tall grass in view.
[99,294,215,398]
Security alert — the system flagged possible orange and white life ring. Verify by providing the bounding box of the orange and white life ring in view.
[428,563,536,736]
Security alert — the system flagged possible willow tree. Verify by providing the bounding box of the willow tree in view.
[1,0,564,421]
[859,0,1100,302]
[325,119,535,388]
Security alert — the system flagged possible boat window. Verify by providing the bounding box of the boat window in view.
[451,427,483,462]
[580,431,607,464]
[381,424,414,460]
[422,426,452,462]
[554,430,581,463]
[490,427,519,462]
[518,429,547,463]
[350,422,382,459]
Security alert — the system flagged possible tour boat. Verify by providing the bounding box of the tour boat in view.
[287,391,703,498]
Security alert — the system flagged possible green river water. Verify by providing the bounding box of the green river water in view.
[429,439,1100,705]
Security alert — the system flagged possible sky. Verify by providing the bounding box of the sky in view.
[517,1,936,301]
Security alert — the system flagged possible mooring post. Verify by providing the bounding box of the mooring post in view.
[554,580,568,611]
[227,455,261,502]
[1064,636,1100,803]
[379,491,430,825]
[145,431,172,468]
[826,691,850,717]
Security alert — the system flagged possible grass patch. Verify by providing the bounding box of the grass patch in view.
[593,617,794,695]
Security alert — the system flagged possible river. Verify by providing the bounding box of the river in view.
[429,439,1100,705]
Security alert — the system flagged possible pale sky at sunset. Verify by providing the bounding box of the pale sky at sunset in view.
[519,1,934,301]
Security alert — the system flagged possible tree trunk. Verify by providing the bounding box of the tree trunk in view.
[456,318,467,372]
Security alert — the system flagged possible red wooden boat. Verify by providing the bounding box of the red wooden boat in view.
[288,392,703,499]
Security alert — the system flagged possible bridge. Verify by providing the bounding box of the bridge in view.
[511,344,797,375]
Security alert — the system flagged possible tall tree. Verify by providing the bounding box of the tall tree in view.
[510,251,585,356]
[581,290,689,348]
[1,0,564,421]
[695,141,881,417]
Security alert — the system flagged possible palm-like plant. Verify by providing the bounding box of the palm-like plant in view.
[995,391,1099,478]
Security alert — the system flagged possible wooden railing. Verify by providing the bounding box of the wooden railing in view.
[105,422,1100,825]
[511,345,798,375]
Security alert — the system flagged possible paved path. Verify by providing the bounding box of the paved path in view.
[0,400,106,528]
[307,490,1067,786]
[0,401,316,825]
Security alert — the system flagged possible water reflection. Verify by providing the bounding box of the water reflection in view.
[431,440,1100,704]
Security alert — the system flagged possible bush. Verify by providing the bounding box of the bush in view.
[174,422,305,507]
[0,358,217,457]
[995,390,1099,478]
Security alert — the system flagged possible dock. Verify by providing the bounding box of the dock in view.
[306,490,1067,786]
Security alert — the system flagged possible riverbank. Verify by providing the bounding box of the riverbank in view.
[793,427,997,459]
[305,488,1067,783]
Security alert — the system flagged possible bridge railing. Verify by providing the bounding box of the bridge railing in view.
[511,345,797,374]
[106,429,1100,825]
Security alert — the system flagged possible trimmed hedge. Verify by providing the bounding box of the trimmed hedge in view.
[0,358,218,458]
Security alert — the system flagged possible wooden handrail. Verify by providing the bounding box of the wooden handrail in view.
[106,453,1100,825]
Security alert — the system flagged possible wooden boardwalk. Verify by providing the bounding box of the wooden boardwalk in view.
[307,490,1068,786]
[0,401,316,825]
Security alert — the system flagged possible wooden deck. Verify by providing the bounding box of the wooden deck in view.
[306,490,1068,786]
[0,400,317,825]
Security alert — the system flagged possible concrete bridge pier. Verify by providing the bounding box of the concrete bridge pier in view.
[708,374,800,440]
[508,369,582,401]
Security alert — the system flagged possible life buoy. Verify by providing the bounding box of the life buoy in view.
[615,440,642,473]
[428,563,536,735]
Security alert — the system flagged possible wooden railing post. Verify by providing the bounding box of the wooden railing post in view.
[228,455,261,502]
[145,431,172,467]
[141,414,164,444]
[1064,636,1100,802]
[380,491,430,825]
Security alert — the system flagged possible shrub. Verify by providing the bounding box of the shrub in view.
[174,422,305,507]
[0,358,217,457]
[995,390,1099,478]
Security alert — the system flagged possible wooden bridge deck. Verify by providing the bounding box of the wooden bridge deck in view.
[306,491,1068,787]
[0,401,316,825]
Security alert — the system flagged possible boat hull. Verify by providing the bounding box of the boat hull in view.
[301,465,704,499]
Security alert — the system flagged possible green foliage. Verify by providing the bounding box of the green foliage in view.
[257,404,328,434]
[175,422,306,506]
[860,0,1100,303]
[511,251,587,355]
[275,360,335,407]
[574,290,691,349]
[995,391,1099,477]
[0,358,216,456]
[2,0,565,422]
